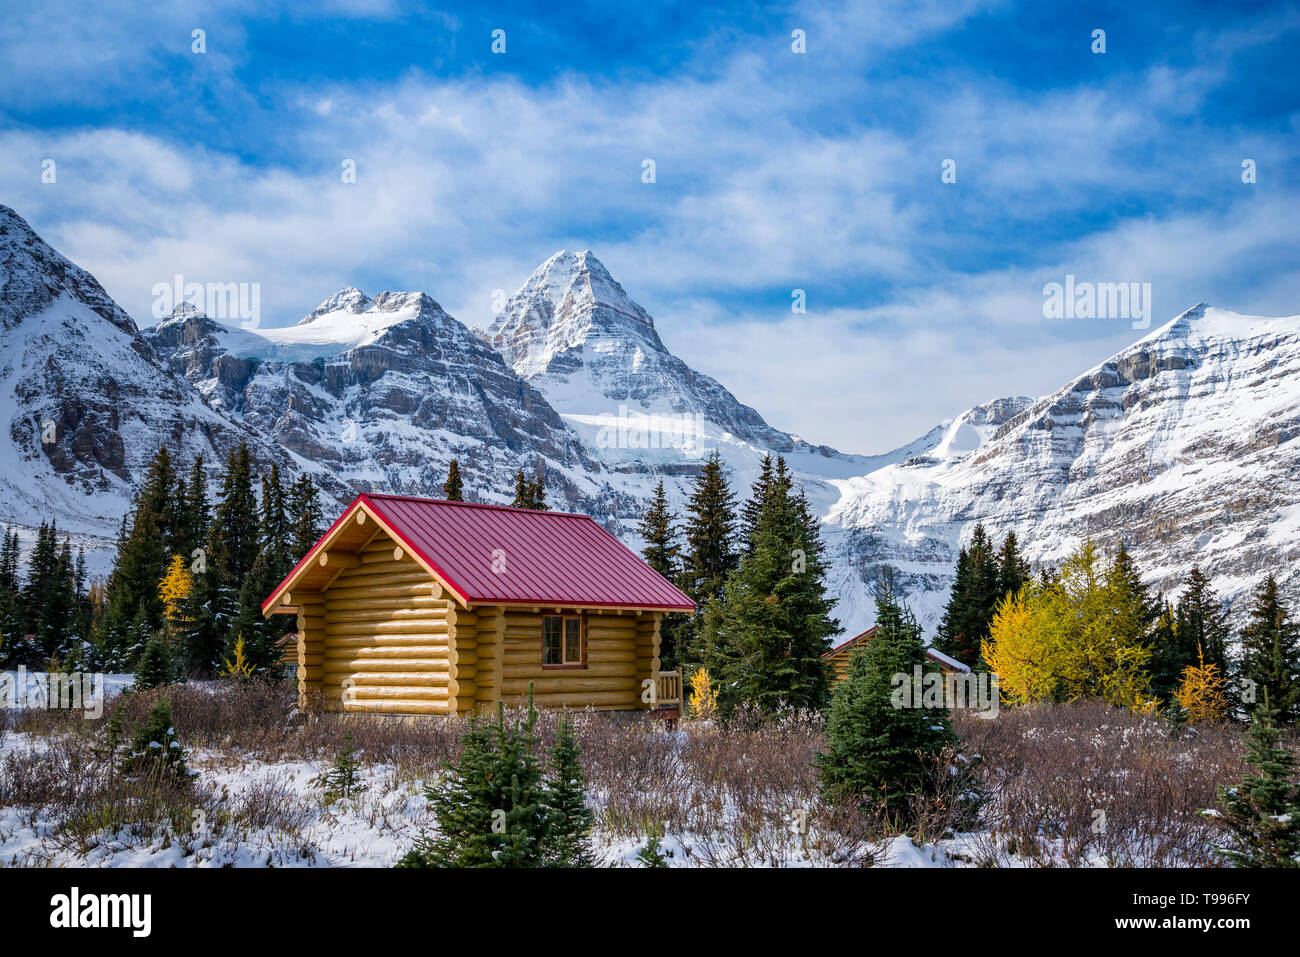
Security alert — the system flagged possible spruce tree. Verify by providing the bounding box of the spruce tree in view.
[287,472,323,563]
[176,455,209,562]
[443,459,465,502]
[698,459,836,713]
[1238,576,1300,724]
[208,444,259,654]
[996,531,1029,598]
[512,469,532,508]
[134,632,174,690]
[740,453,775,553]
[681,450,738,634]
[638,480,686,669]
[529,472,549,511]
[545,717,595,867]
[398,690,549,868]
[934,524,999,666]
[1176,566,1231,674]
[816,574,956,818]
[1214,692,1300,866]
[122,698,189,782]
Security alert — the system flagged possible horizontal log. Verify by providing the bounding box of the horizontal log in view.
[323,672,451,686]
[325,606,450,624]
[323,658,451,675]
[341,699,451,715]
[329,571,432,591]
[501,677,637,695]
[324,583,439,602]
[501,690,638,709]
[284,591,326,606]
[323,635,451,650]
[325,621,451,636]
[502,663,636,681]
[323,644,445,660]
[344,685,450,701]
[319,551,361,569]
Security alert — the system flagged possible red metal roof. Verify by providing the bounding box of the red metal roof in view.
[264,493,695,613]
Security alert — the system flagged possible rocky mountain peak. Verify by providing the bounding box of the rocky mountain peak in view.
[0,203,137,335]
[299,286,374,325]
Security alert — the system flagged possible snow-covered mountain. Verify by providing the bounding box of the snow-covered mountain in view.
[4,201,1296,638]
[144,286,621,515]
[483,250,871,467]
[824,304,1300,627]
[0,205,306,570]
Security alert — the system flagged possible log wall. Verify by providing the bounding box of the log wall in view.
[293,529,667,715]
[316,531,457,715]
[496,609,660,711]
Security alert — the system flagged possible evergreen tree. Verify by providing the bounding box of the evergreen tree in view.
[208,443,259,656]
[134,632,174,690]
[1175,566,1231,674]
[138,445,181,556]
[1214,692,1300,866]
[934,524,1000,666]
[510,468,549,510]
[512,468,531,508]
[529,472,549,511]
[1238,576,1300,724]
[259,463,291,574]
[638,480,686,669]
[996,531,1029,599]
[443,459,465,502]
[287,472,323,563]
[816,574,957,818]
[176,455,210,562]
[1147,600,1190,704]
[697,459,836,713]
[545,717,595,867]
[397,690,549,868]
[681,451,738,612]
[122,698,189,782]
[740,453,775,553]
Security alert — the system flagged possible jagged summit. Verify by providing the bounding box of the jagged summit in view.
[485,249,849,459]
[299,286,373,325]
[0,203,136,335]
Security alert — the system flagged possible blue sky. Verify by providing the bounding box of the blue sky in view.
[2,0,1298,452]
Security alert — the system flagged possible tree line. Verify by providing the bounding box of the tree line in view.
[0,443,325,681]
[637,451,840,714]
[933,523,1300,725]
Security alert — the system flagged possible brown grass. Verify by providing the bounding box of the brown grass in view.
[3,681,1283,867]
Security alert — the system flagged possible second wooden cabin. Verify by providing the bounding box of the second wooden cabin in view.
[261,493,695,716]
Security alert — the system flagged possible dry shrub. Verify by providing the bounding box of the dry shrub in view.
[954,700,1251,866]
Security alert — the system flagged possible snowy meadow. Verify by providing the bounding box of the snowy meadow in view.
[0,679,1265,868]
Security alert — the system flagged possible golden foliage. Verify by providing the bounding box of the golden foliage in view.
[982,541,1153,708]
[1175,643,1229,724]
[688,667,720,721]
[222,635,255,679]
[158,554,195,634]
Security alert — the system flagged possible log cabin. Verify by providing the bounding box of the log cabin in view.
[822,627,972,685]
[261,493,695,717]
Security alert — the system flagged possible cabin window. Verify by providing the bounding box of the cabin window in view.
[542,615,585,667]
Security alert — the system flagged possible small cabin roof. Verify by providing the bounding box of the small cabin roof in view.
[823,627,972,674]
[263,493,696,614]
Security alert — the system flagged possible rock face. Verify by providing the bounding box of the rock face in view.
[144,285,613,517]
[0,205,303,558]
[484,250,841,456]
[4,201,1297,635]
[824,304,1300,627]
